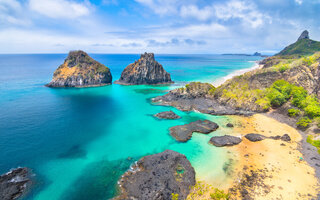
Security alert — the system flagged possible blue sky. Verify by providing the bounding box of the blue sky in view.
[0,0,320,54]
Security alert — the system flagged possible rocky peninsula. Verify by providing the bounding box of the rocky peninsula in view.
[0,167,31,200]
[46,50,112,87]
[114,52,173,85]
[115,150,195,200]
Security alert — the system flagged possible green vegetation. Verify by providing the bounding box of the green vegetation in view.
[296,117,312,129]
[307,135,320,154]
[288,108,300,117]
[186,181,230,200]
[277,38,320,56]
[171,193,179,200]
[210,188,230,200]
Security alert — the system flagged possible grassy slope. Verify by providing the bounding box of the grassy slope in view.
[277,38,320,56]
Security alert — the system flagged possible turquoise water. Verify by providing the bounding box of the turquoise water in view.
[0,54,261,199]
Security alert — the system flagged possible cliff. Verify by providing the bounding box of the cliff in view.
[46,50,112,87]
[115,52,173,85]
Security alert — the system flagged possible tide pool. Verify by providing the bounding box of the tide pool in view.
[0,54,261,199]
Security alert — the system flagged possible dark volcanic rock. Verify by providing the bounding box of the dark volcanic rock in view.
[46,50,112,87]
[169,120,219,142]
[115,150,196,200]
[226,123,234,127]
[115,52,173,85]
[209,135,242,147]
[245,133,266,142]
[154,111,181,119]
[0,167,31,200]
[280,134,291,142]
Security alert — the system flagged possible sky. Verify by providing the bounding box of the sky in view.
[0,0,320,54]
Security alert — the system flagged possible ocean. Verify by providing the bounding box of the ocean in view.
[0,54,261,199]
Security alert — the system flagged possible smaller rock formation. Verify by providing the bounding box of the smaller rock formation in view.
[170,120,219,142]
[280,134,291,142]
[209,135,242,147]
[154,111,181,119]
[298,30,309,41]
[253,52,262,56]
[226,123,234,128]
[0,167,31,200]
[115,150,196,200]
[115,52,173,85]
[245,133,291,143]
[46,50,112,87]
[245,133,266,142]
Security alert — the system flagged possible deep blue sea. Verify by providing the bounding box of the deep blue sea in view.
[0,54,261,199]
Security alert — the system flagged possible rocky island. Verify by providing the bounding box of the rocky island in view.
[114,52,173,85]
[46,50,112,87]
[115,150,195,200]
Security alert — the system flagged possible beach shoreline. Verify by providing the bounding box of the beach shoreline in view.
[212,61,262,87]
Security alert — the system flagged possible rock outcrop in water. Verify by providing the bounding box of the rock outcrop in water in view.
[209,135,242,147]
[46,50,112,87]
[115,52,173,85]
[0,167,31,200]
[169,120,219,142]
[154,111,181,119]
[115,150,196,200]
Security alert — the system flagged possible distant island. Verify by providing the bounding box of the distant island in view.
[222,52,267,57]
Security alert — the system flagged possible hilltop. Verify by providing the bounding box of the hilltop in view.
[277,30,320,56]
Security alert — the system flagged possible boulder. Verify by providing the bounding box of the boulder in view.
[169,120,219,142]
[115,52,173,85]
[226,123,234,128]
[154,111,181,119]
[0,167,31,200]
[280,134,291,142]
[209,135,242,147]
[46,50,112,87]
[245,133,266,142]
[115,150,196,200]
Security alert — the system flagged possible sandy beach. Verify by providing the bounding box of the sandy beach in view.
[187,114,320,199]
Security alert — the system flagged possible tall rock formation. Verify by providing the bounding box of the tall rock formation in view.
[46,50,112,87]
[115,52,173,85]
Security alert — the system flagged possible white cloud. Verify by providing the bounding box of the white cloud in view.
[0,0,31,25]
[214,0,271,28]
[29,0,90,19]
[295,0,303,4]
[180,5,213,21]
[135,0,180,15]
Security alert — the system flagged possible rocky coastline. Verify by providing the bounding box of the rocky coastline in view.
[114,150,195,200]
[0,167,31,200]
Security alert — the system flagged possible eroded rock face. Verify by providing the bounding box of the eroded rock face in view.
[115,150,196,200]
[154,111,181,119]
[169,120,219,142]
[209,135,242,147]
[0,167,31,200]
[298,30,309,41]
[46,50,112,87]
[115,53,173,85]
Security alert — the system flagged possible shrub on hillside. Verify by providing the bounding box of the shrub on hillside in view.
[297,117,312,129]
[288,108,300,117]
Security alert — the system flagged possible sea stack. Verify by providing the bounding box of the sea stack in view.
[46,50,112,87]
[114,52,173,85]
